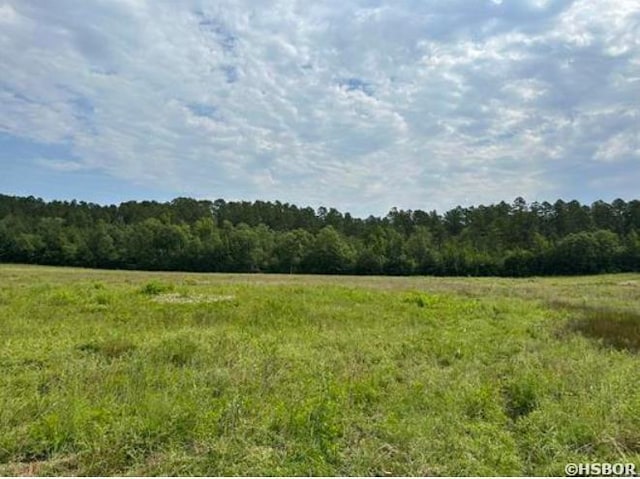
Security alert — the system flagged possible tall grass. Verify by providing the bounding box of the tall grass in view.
[549,301,640,352]
[0,265,639,475]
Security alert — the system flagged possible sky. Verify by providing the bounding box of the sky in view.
[0,0,639,217]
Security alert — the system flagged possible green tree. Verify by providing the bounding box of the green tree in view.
[274,229,312,273]
[551,230,621,274]
[304,226,355,273]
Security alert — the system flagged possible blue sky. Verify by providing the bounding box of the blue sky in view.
[0,0,638,216]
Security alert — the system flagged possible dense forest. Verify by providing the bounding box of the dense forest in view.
[1,194,639,276]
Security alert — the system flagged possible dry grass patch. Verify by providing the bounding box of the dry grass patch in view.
[0,454,78,476]
[152,293,236,304]
[551,301,640,353]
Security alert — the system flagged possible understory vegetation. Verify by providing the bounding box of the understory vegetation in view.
[1,194,640,276]
[1,265,639,475]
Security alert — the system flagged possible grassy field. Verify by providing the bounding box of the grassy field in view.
[1,265,639,476]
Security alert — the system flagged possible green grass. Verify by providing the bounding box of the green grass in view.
[0,265,639,475]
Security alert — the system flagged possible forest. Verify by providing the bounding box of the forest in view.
[1,194,639,276]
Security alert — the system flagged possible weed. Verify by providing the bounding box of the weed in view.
[402,292,442,308]
[77,338,137,359]
[47,289,80,306]
[138,280,174,296]
[151,335,200,366]
[502,376,539,421]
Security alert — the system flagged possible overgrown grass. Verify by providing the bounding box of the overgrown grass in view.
[0,265,639,475]
[138,280,175,296]
[547,299,640,353]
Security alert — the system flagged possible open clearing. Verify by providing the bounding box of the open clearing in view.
[1,265,639,475]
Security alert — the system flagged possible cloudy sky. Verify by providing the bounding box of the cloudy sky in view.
[1,0,638,216]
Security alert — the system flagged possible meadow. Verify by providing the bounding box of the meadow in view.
[0,264,639,476]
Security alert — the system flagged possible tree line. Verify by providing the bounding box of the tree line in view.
[1,194,639,276]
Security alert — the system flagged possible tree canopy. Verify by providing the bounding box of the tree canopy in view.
[1,194,639,276]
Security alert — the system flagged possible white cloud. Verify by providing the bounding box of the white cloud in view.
[595,129,640,163]
[0,0,639,215]
[0,3,18,23]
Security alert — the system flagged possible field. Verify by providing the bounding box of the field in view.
[1,265,639,476]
